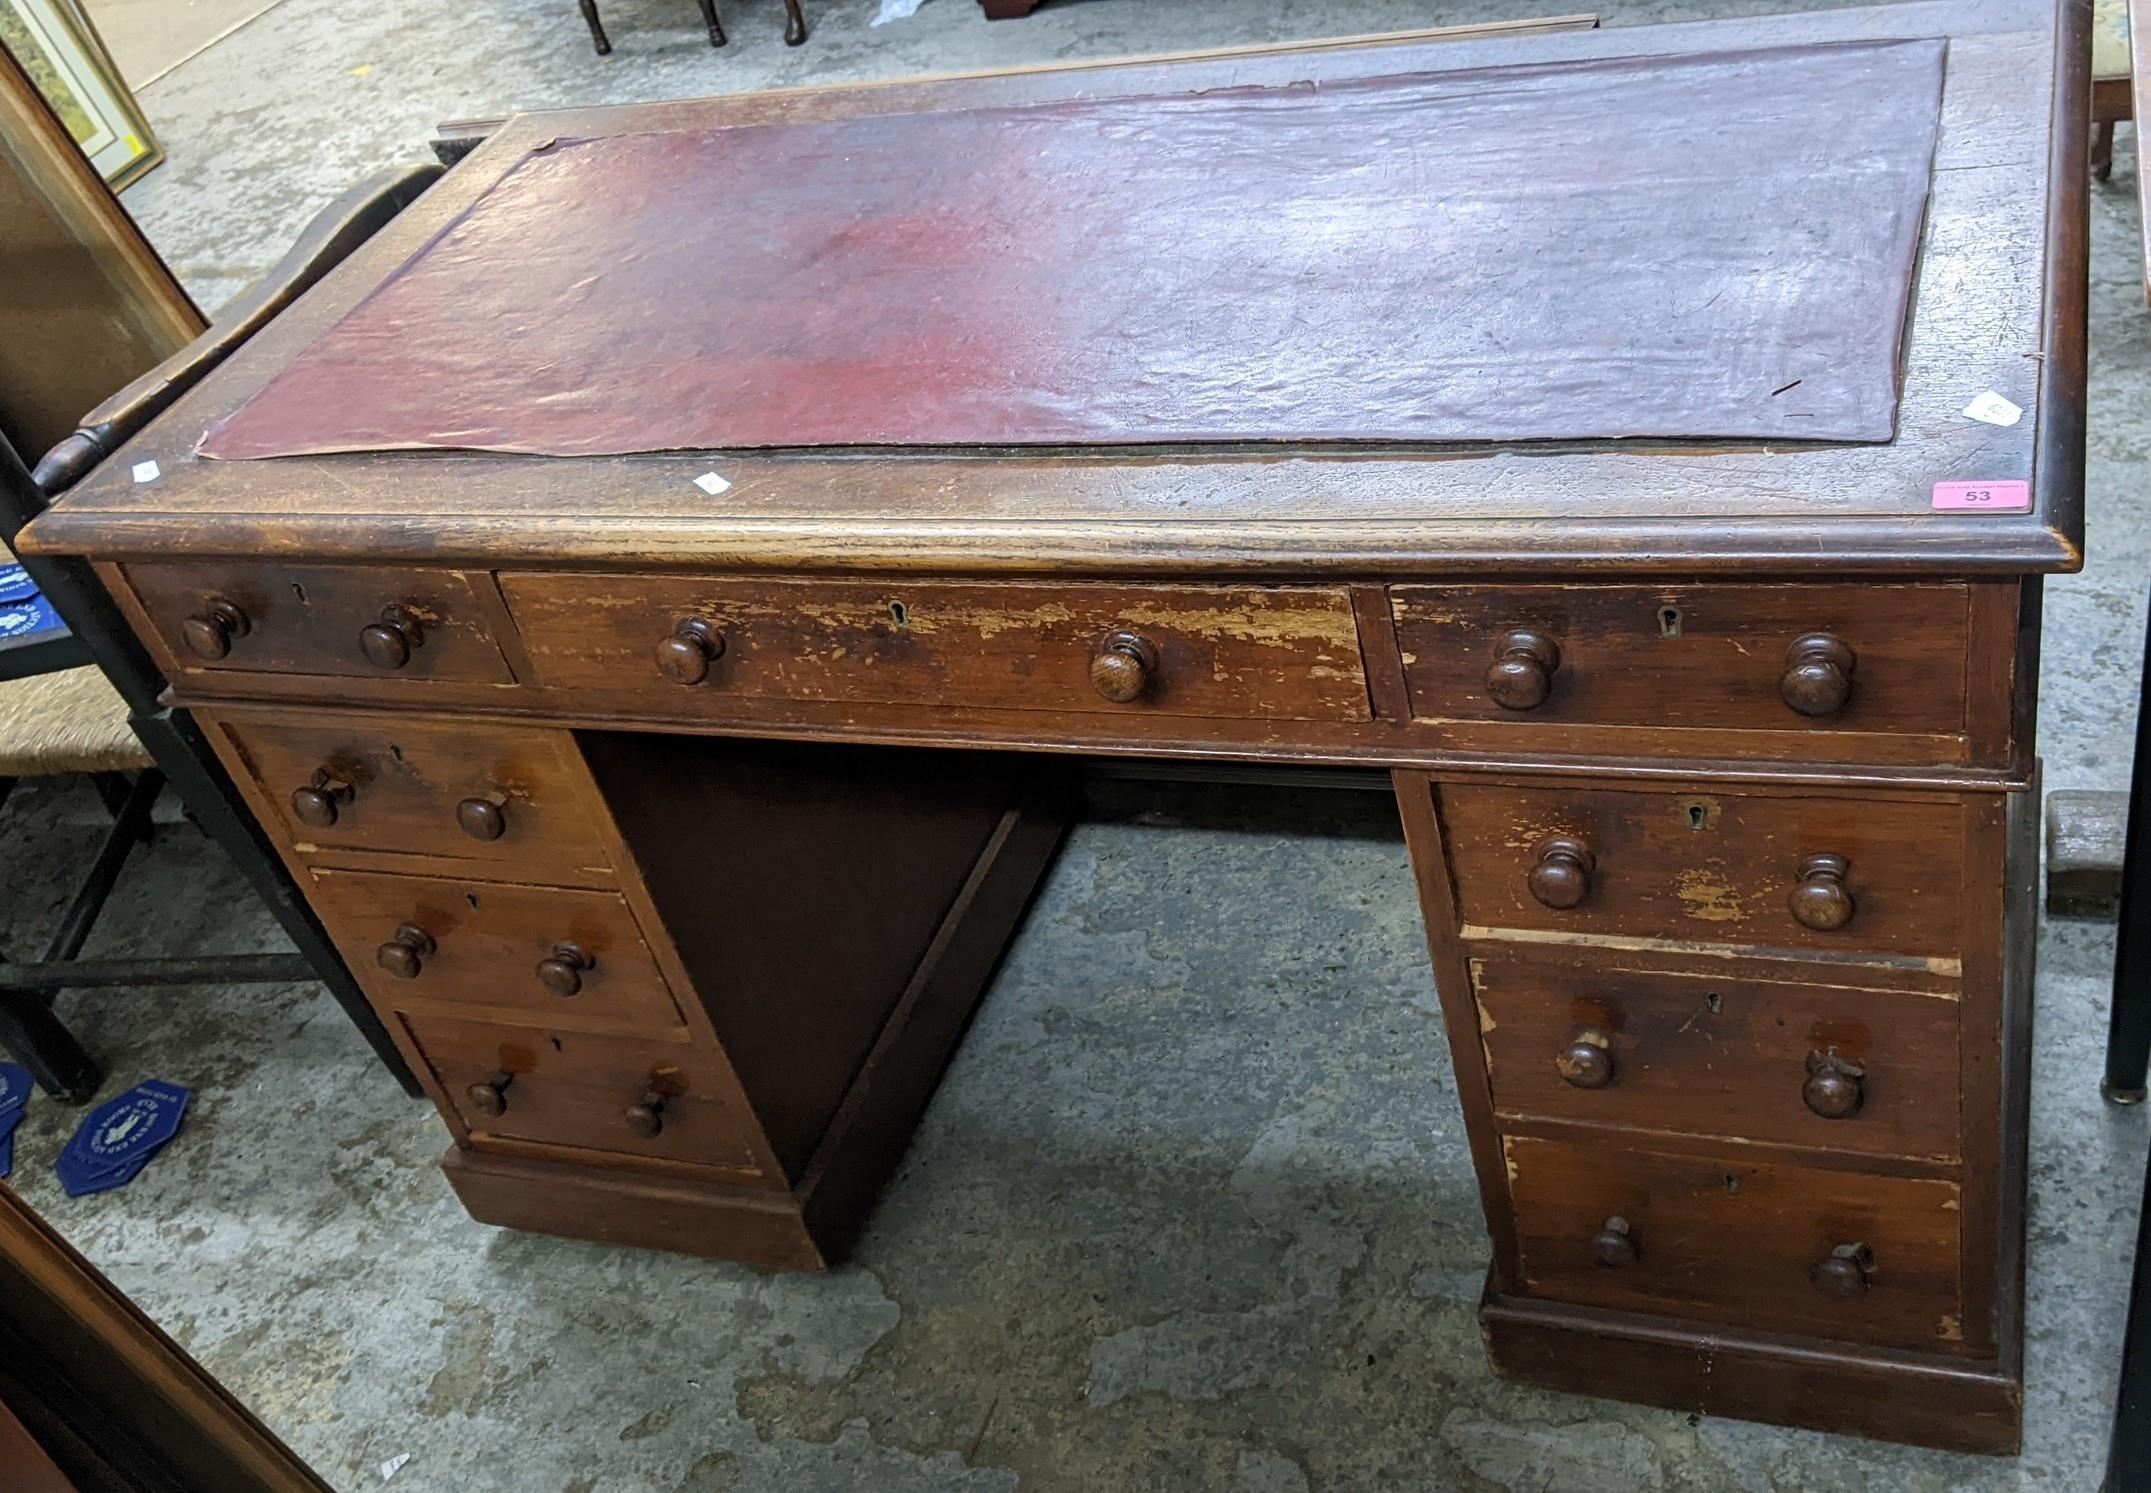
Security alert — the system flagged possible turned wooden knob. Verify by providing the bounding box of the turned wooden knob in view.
[358,604,425,670]
[1527,834,1595,910]
[181,598,250,661]
[1804,1050,1867,1119]
[1089,630,1160,703]
[456,797,507,841]
[1485,629,1561,711]
[289,769,353,829]
[1788,853,1855,931]
[1592,1216,1638,1268]
[625,1086,668,1138]
[655,618,725,685]
[535,942,594,998]
[1780,633,1857,717]
[1810,1242,1874,1299]
[1556,1030,1614,1089]
[465,1069,512,1118]
[374,922,436,980]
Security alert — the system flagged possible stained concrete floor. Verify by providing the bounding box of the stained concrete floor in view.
[2,0,2146,1487]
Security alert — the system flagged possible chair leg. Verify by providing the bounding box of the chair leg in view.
[2108,587,2151,1104]
[2096,120,2118,184]
[2111,1134,2151,1490]
[0,980,102,1102]
[784,0,807,45]
[579,0,611,54]
[696,0,725,46]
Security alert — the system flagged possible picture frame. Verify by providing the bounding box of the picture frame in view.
[0,0,160,188]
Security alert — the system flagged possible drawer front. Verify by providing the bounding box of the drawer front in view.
[1471,948,1960,1161]
[401,1012,759,1175]
[500,573,1372,722]
[215,715,612,880]
[1437,782,1965,958]
[124,562,515,683]
[1505,1136,1964,1352]
[308,868,684,1031]
[1392,582,1968,740]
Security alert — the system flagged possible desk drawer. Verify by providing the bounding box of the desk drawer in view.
[1436,781,1965,959]
[1392,582,1969,753]
[122,562,516,683]
[402,1012,760,1176]
[1505,1135,1964,1352]
[1471,947,1960,1161]
[500,574,1371,722]
[308,868,685,1031]
[216,715,611,880]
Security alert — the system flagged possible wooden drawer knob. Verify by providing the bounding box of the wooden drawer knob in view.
[290,769,354,829]
[535,942,594,997]
[1089,630,1160,703]
[1779,633,1856,717]
[1485,629,1561,711]
[456,797,507,841]
[1788,853,1855,931]
[181,598,250,661]
[1809,1241,1874,1299]
[358,604,425,670]
[625,1086,668,1139]
[1803,1050,1866,1118]
[655,618,725,685]
[465,1069,512,1118]
[1527,834,1595,910]
[1592,1215,1638,1268]
[1556,1029,1614,1089]
[374,922,436,980]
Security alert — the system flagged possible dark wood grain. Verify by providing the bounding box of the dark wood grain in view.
[1470,944,1962,1160]
[122,562,517,684]
[1505,1134,1965,1352]
[307,867,687,1032]
[212,713,613,881]
[400,1011,763,1174]
[1391,581,1972,748]
[504,574,1372,722]
[1435,780,1969,958]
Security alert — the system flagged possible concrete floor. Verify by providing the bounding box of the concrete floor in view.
[2,0,2146,1487]
[79,0,292,89]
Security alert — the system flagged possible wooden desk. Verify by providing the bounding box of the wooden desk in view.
[18,0,2086,1456]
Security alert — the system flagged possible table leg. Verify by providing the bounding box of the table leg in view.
[784,0,806,45]
[577,0,611,54]
[2111,1134,2151,1490]
[2096,120,2118,183]
[695,0,726,47]
[2106,588,2151,1104]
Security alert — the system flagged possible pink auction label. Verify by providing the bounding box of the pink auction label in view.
[1932,479,2031,512]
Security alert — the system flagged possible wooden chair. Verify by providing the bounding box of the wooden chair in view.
[577,0,805,53]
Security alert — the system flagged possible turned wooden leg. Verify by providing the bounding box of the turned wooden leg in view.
[2095,119,2118,183]
[695,0,726,47]
[783,0,806,45]
[578,0,611,54]
[980,0,1046,16]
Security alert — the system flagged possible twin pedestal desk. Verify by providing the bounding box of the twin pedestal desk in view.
[22,0,2086,1454]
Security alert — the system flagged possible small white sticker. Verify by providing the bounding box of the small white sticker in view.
[379,1453,410,1481]
[692,471,731,496]
[131,460,161,484]
[1961,391,2023,427]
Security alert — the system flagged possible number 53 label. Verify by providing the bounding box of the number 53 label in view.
[1932,479,2031,512]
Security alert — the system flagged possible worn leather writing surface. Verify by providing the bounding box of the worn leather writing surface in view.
[202,38,1945,460]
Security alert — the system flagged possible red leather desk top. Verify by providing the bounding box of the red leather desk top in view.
[201,37,1945,460]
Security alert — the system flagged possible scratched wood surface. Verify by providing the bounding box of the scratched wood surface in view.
[17,0,2087,577]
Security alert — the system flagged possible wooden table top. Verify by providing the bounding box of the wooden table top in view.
[24,0,2088,579]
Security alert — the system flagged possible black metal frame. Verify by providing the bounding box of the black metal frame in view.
[0,426,417,1103]
[2107,587,2151,1489]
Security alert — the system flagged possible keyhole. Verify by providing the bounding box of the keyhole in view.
[465,893,481,911]
[389,743,406,764]
[1658,606,1683,638]
[1687,803,1707,831]
[887,600,910,630]
[290,582,307,604]
[1724,1174,1741,1194]
[549,1035,563,1052]
[1706,991,1723,1014]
